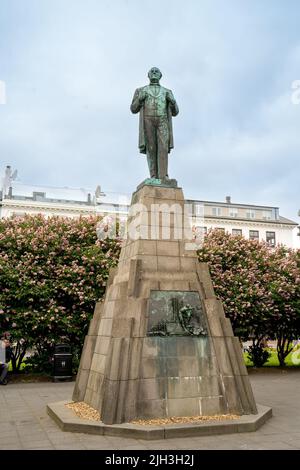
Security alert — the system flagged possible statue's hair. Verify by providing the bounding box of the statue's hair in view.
[148,67,162,79]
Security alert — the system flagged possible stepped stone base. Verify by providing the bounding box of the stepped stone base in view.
[71,183,259,425]
[47,401,272,439]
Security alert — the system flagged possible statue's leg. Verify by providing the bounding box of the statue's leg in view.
[157,117,169,179]
[144,117,157,178]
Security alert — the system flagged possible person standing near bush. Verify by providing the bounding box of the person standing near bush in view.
[0,332,12,385]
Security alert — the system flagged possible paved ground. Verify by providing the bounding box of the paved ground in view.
[0,370,300,450]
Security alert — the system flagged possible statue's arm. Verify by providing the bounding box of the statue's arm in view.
[167,90,179,116]
[130,88,143,114]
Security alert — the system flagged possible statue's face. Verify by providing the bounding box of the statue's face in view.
[148,67,162,82]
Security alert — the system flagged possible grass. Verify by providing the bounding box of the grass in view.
[6,347,300,375]
[244,348,300,367]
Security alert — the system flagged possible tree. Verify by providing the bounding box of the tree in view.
[0,215,121,372]
[197,230,300,367]
[267,247,300,366]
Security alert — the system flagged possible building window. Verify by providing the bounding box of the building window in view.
[232,229,242,236]
[246,209,256,219]
[262,210,272,220]
[193,226,207,239]
[249,230,259,241]
[186,203,193,216]
[194,203,204,216]
[229,207,238,218]
[266,231,276,247]
[216,227,225,233]
[212,207,221,216]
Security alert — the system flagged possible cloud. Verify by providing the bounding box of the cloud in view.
[0,0,299,223]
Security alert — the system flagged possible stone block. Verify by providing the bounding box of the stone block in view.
[105,338,142,381]
[135,224,158,240]
[180,257,197,271]
[136,399,167,419]
[194,336,214,358]
[72,368,90,402]
[138,254,158,271]
[179,241,198,258]
[157,256,180,271]
[204,299,224,337]
[80,335,97,370]
[140,356,166,379]
[108,281,128,301]
[139,280,159,299]
[102,300,115,319]
[133,239,157,256]
[127,259,142,297]
[220,317,234,336]
[200,396,227,415]
[127,338,143,380]
[142,338,159,358]
[198,376,222,397]
[105,338,127,381]
[167,397,200,417]
[139,378,167,400]
[88,389,101,411]
[167,376,201,399]
[159,280,190,291]
[196,263,215,298]
[223,337,246,376]
[188,280,202,291]
[126,298,148,337]
[111,317,134,338]
[94,336,110,356]
[87,370,104,395]
[98,318,113,337]
[211,337,233,376]
[233,374,258,415]
[174,337,197,357]
[156,240,180,257]
[167,374,222,400]
[198,356,218,377]
[90,353,106,374]
[100,379,120,424]
[165,357,200,377]
[153,187,177,200]
[222,376,243,415]
[231,337,249,375]
[84,387,93,405]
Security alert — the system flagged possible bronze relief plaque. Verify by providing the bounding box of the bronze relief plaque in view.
[147,290,208,337]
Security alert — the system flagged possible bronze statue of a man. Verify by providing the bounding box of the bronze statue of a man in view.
[131,67,179,180]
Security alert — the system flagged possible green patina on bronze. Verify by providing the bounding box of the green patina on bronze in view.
[147,290,208,337]
[136,177,178,191]
[131,67,179,180]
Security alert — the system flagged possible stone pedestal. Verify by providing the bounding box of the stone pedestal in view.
[73,184,257,425]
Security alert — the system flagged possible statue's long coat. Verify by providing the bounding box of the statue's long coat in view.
[131,86,178,155]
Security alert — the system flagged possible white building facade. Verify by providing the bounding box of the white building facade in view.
[1,166,299,249]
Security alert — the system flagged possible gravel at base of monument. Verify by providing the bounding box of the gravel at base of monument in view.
[66,401,100,421]
[66,401,239,425]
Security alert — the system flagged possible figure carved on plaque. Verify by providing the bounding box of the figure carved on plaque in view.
[130,67,179,180]
[148,291,208,337]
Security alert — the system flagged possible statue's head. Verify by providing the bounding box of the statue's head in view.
[148,67,162,83]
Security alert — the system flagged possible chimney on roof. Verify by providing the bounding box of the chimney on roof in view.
[226,196,231,204]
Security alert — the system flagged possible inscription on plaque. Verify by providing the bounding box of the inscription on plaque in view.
[147,290,208,337]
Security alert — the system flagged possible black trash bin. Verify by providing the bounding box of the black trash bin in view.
[52,344,73,382]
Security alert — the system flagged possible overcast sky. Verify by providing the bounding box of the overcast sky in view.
[0,0,299,220]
